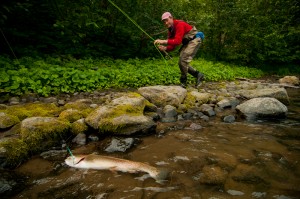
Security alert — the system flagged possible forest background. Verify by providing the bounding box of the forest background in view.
[0,0,299,96]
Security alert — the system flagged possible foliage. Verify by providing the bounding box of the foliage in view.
[0,0,299,66]
[0,56,265,97]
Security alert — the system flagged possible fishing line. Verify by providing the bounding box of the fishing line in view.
[0,28,20,64]
[107,0,171,65]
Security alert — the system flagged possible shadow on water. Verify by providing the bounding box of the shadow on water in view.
[11,88,300,199]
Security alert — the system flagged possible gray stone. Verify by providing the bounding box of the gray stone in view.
[188,123,202,130]
[88,134,99,142]
[9,97,20,105]
[183,112,193,120]
[58,99,66,106]
[72,133,86,145]
[40,150,66,161]
[161,117,177,123]
[138,85,187,107]
[223,115,235,123]
[200,115,209,121]
[0,170,26,197]
[40,97,57,103]
[104,137,138,153]
[200,104,216,117]
[237,88,289,104]
[236,97,288,120]
[163,105,177,118]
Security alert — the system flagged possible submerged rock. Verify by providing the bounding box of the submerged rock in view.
[104,137,139,153]
[223,115,235,123]
[138,85,187,107]
[0,169,27,197]
[236,97,287,121]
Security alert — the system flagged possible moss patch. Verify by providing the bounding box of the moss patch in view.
[59,109,84,122]
[0,138,29,167]
[3,103,62,120]
[20,117,71,153]
[71,119,88,134]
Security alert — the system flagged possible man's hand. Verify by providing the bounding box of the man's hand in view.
[154,39,168,45]
[158,45,167,51]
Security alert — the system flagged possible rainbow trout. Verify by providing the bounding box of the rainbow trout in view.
[65,154,168,182]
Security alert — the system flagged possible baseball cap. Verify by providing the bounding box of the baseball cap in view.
[161,12,172,21]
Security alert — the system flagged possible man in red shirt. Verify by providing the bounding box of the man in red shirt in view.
[154,12,204,88]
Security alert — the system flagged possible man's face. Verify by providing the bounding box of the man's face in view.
[163,17,173,28]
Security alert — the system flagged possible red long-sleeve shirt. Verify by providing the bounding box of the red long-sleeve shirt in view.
[166,19,193,52]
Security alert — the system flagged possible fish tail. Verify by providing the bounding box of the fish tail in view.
[153,168,169,182]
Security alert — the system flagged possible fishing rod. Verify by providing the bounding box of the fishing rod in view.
[107,0,172,62]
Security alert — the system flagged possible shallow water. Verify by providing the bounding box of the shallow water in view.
[12,88,300,199]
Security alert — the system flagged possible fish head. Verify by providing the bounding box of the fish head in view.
[65,155,86,166]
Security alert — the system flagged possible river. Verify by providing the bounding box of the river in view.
[11,88,300,199]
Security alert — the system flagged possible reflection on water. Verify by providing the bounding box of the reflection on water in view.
[13,89,300,199]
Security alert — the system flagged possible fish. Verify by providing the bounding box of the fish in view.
[65,154,168,182]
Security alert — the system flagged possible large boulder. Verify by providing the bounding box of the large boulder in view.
[138,86,187,107]
[85,93,156,135]
[237,88,289,104]
[279,76,299,86]
[0,112,20,129]
[20,117,70,152]
[236,97,287,120]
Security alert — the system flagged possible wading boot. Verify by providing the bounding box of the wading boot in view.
[196,72,205,87]
[180,76,187,89]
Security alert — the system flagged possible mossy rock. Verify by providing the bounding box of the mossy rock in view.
[0,112,20,129]
[183,91,212,108]
[63,100,93,117]
[71,118,89,134]
[3,103,62,120]
[0,138,29,168]
[20,117,71,152]
[59,109,84,122]
[86,94,156,135]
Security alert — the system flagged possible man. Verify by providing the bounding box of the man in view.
[154,12,205,88]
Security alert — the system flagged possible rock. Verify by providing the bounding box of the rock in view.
[223,115,235,123]
[200,115,209,121]
[58,99,65,106]
[0,169,27,197]
[236,97,288,120]
[198,165,228,185]
[237,88,289,104]
[9,97,20,105]
[183,112,193,120]
[217,97,240,109]
[184,91,212,108]
[200,104,216,117]
[70,118,89,134]
[0,112,20,129]
[88,134,99,142]
[59,109,84,122]
[138,85,187,107]
[72,133,86,145]
[187,123,202,130]
[20,117,70,152]
[40,150,66,161]
[0,104,7,110]
[163,105,177,118]
[40,97,57,103]
[85,94,156,135]
[279,76,299,86]
[161,117,177,123]
[104,137,139,153]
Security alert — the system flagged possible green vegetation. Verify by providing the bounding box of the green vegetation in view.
[0,56,265,97]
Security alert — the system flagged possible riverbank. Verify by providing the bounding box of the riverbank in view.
[0,77,299,199]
